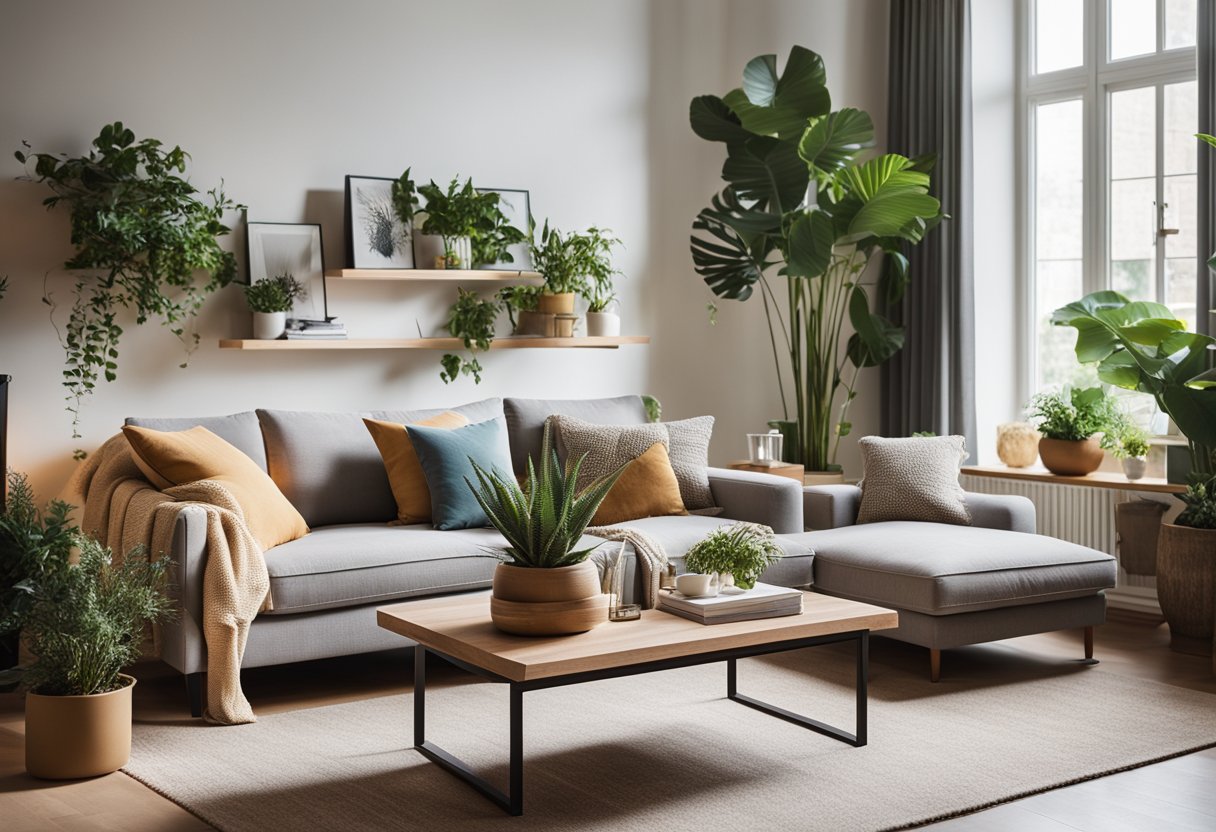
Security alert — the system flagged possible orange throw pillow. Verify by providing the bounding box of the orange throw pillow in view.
[364,411,470,524]
[122,425,309,551]
[591,442,687,526]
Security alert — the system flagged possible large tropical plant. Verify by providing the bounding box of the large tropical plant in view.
[1050,291,1216,475]
[689,46,942,470]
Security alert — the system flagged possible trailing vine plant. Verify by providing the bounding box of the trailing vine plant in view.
[16,122,241,447]
[441,288,499,384]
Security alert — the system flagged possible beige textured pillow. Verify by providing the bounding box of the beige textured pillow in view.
[856,435,971,526]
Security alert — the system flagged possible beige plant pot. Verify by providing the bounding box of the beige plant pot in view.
[1037,437,1104,476]
[25,674,135,779]
[1156,523,1216,655]
[490,560,607,636]
[537,292,575,315]
[514,310,555,337]
[996,422,1041,468]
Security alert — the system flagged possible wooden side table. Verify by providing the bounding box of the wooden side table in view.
[726,460,805,481]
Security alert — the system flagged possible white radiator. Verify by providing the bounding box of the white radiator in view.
[960,474,1166,615]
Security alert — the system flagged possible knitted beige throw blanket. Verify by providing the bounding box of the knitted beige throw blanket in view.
[73,435,270,725]
[586,526,668,609]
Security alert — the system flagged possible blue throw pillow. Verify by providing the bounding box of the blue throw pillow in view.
[407,416,515,531]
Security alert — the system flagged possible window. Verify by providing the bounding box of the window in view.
[1023,0,1197,393]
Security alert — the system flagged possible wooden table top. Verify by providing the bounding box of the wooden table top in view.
[961,465,1186,494]
[377,591,898,682]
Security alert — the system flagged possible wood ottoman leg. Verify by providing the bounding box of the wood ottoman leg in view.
[1084,626,1094,661]
[186,672,204,718]
[929,648,941,683]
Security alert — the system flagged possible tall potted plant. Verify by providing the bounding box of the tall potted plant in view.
[1156,476,1216,654]
[689,46,942,475]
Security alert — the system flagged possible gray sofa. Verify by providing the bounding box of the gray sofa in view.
[125,396,812,716]
[800,484,1118,680]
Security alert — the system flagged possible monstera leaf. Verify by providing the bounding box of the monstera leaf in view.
[798,108,876,172]
[721,136,809,212]
[691,189,780,301]
[846,286,905,368]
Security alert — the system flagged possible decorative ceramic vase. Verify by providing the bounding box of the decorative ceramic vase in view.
[490,560,608,636]
[1114,499,1167,576]
[25,674,135,779]
[586,311,620,337]
[996,422,1041,468]
[1037,437,1104,476]
[1121,456,1147,481]
[537,292,575,315]
[1156,523,1216,655]
[252,311,287,340]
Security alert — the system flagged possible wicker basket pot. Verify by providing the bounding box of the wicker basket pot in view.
[1156,523,1216,655]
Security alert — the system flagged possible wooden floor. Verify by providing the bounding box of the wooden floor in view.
[1,611,1213,831]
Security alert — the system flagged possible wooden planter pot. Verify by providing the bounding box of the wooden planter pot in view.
[25,674,135,779]
[1156,523,1216,655]
[491,560,607,636]
[537,292,575,316]
[1115,499,1167,576]
[1038,437,1104,476]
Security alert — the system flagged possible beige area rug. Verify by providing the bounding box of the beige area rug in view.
[124,648,1216,832]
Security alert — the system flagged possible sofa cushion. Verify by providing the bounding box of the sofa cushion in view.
[364,412,470,524]
[801,522,1117,615]
[257,399,503,527]
[857,435,970,526]
[503,395,647,475]
[409,416,515,530]
[125,411,268,472]
[591,442,687,525]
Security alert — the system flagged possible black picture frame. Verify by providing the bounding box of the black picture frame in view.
[476,187,532,270]
[344,174,415,269]
[244,221,328,320]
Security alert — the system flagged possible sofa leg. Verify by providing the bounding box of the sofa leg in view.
[929,649,941,683]
[1084,626,1094,661]
[186,672,204,718]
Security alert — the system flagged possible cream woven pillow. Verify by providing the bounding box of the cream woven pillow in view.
[856,435,971,526]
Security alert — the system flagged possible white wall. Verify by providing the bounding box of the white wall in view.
[0,0,890,501]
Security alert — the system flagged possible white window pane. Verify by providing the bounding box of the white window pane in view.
[1112,259,1154,299]
[1110,0,1157,60]
[1036,100,1084,260]
[1111,87,1157,180]
[1165,258,1197,328]
[1036,0,1084,73]
[1163,173,1197,260]
[1037,260,1095,390]
[1110,177,1156,261]
[1164,81,1198,176]
[1165,0,1197,49]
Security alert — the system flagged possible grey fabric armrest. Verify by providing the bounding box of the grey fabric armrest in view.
[707,467,803,534]
[158,505,209,675]
[965,492,1036,533]
[804,484,862,530]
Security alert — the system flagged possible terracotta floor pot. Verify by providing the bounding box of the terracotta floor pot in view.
[1157,523,1216,655]
[491,561,605,635]
[537,292,575,315]
[1038,437,1104,476]
[26,674,135,779]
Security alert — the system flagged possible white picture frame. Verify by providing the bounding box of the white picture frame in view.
[246,222,327,321]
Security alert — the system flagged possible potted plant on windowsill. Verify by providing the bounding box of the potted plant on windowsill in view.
[683,524,782,590]
[467,425,626,636]
[1111,422,1151,481]
[244,273,304,340]
[1026,386,1120,476]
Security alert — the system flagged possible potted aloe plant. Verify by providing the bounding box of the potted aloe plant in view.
[244,273,304,340]
[467,424,626,635]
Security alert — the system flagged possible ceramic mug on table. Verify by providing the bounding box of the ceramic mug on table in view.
[675,572,719,598]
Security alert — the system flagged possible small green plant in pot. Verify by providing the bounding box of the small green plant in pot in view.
[244,274,304,340]
[529,222,620,317]
[415,177,523,270]
[498,284,543,334]
[1026,386,1120,476]
[1110,421,1151,481]
[466,424,627,635]
[683,524,782,590]
[581,233,624,337]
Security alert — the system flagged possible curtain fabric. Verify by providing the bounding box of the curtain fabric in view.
[882,0,977,459]
[1199,0,1215,338]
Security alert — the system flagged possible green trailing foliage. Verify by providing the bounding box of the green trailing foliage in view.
[529,222,621,296]
[243,274,304,314]
[465,424,626,568]
[16,122,242,443]
[683,524,782,590]
[441,287,499,384]
[0,471,77,638]
[1026,386,1122,446]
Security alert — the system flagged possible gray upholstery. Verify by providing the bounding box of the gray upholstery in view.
[804,484,1035,533]
[966,492,1036,534]
[241,602,414,669]
[124,411,268,471]
[503,395,647,474]
[710,467,804,533]
[798,522,1116,615]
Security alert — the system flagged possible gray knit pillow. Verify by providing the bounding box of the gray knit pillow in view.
[856,435,971,526]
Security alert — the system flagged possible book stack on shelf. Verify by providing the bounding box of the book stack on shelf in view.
[285,318,347,340]
[658,582,803,625]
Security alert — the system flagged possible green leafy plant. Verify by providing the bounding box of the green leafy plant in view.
[390,167,419,233]
[1110,421,1150,460]
[641,395,662,423]
[684,524,782,590]
[243,274,304,314]
[1176,475,1216,530]
[417,177,523,269]
[1,472,76,638]
[529,222,620,296]
[497,284,541,331]
[472,203,527,269]
[441,287,499,384]
[465,424,626,568]
[1026,386,1121,445]
[689,46,942,471]
[16,122,242,442]
[1051,291,1216,475]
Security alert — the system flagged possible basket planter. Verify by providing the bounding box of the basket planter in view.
[1156,523,1216,655]
[1114,499,1167,576]
[25,674,135,779]
[490,561,606,636]
[537,292,575,316]
[1038,437,1104,476]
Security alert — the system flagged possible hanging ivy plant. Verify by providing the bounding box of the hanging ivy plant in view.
[441,287,499,384]
[16,122,242,445]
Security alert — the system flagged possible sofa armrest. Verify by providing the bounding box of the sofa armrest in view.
[707,467,803,534]
[804,484,862,530]
[965,492,1036,533]
[157,505,209,675]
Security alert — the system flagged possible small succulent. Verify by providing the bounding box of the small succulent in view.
[1176,475,1216,530]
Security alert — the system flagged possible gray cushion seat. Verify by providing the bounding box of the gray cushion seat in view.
[799,522,1117,616]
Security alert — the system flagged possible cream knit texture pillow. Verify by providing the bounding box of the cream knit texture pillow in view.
[856,435,972,526]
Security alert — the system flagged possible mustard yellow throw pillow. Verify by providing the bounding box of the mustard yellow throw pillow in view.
[122,425,309,551]
[591,441,687,526]
[363,411,470,524]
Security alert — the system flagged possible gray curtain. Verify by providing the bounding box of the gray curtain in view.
[1199,0,1215,338]
[882,0,977,459]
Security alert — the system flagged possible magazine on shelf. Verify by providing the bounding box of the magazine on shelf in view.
[285,317,347,339]
[657,582,803,624]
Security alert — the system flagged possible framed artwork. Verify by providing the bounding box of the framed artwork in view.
[476,187,532,270]
[245,222,328,320]
[345,175,414,269]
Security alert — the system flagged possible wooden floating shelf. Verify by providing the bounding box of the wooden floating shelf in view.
[325,268,542,285]
[218,336,650,351]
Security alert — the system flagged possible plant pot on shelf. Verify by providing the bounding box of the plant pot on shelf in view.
[252,311,287,340]
[553,314,579,338]
[586,311,621,337]
[1037,437,1104,476]
[1156,523,1216,655]
[514,310,555,337]
[1114,499,1167,576]
[537,292,575,315]
[1121,456,1147,481]
[25,674,135,779]
[434,237,472,270]
[490,560,608,636]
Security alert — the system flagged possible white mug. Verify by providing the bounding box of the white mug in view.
[676,572,719,598]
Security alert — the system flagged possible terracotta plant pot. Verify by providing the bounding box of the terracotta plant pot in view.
[537,292,575,315]
[1037,437,1104,476]
[25,674,135,779]
[491,560,607,636]
[1156,523,1216,655]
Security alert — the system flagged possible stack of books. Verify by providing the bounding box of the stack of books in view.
[285,318,347,340]
[658,582,803,625]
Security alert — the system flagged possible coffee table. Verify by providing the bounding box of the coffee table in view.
[377,590,897,816]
